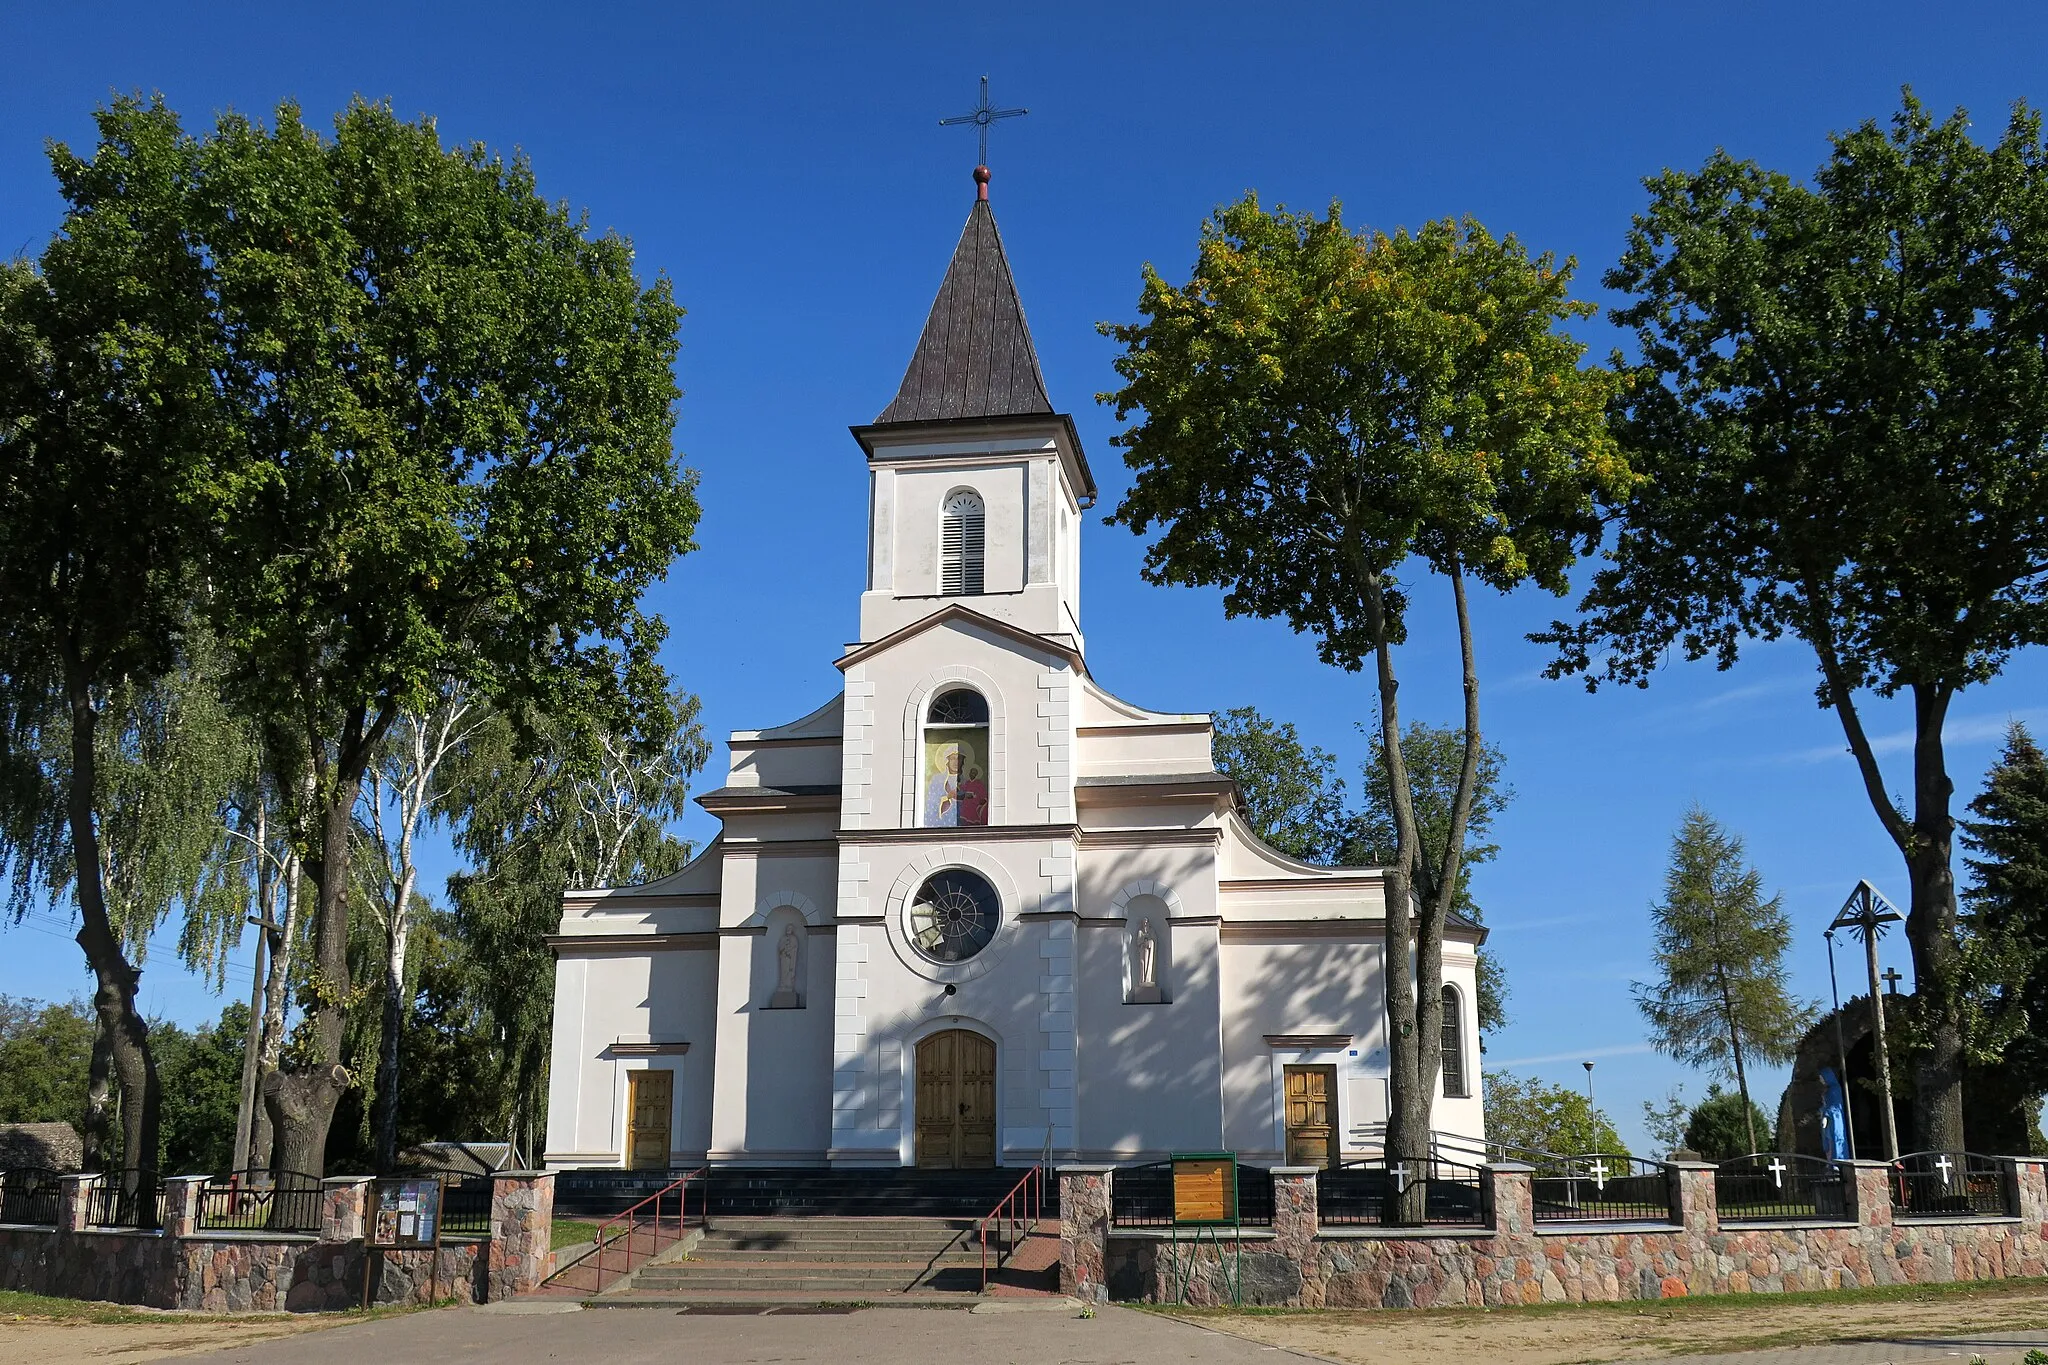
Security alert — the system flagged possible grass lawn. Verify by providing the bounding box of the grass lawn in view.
[0,1290,289,1326]
[551,1218,602,1252]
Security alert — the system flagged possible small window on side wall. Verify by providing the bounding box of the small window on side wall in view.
[940,491,985,596]
[923,688,989,827]
[1440,985,1468,1098]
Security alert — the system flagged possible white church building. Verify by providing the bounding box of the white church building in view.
[542,171,1487,1173]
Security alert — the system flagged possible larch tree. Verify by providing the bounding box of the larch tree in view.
[1634,806,1813,1155]
[1102,197,1629,1211]
[183,98,698,1175]
[1542,93,2048,1150]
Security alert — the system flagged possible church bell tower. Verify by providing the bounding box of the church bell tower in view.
[850,166,1096,655]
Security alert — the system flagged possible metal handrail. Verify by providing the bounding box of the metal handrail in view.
[589,1167,706,1293]
[976,1164,1043,1292]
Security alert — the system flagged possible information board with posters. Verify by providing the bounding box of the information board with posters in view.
[367,1177,445,1250]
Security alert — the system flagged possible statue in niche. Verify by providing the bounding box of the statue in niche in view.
[1130,917,1161,1003]
[769,923,802,1009]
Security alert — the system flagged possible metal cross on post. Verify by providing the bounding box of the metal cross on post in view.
[1587,1159,1608,1192]
[940,75,1028,169]
[1934,1154,1955,1186]
[1767,1157,1788,1189]
[1831,880,1906,1160]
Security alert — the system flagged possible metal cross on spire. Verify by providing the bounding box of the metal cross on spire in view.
[940,75,1027,168]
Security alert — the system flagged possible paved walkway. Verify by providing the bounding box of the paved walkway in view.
[176,1300,1320,1364]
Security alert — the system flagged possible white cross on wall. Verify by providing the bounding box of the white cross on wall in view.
[1935,1155,1954,1186]
[1767,1158,1788,1189]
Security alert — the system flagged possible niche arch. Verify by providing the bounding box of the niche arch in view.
[1109,880,1183,1004]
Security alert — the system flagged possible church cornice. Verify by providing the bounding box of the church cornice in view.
[839,822,1079,845]
[835,602,1086,675]
[547,932,718,954]
[697,785,841,815]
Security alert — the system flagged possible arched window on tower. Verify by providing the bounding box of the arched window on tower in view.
[923,688,990,827]
[940,491,985,596]
[1441,985,1469,1098]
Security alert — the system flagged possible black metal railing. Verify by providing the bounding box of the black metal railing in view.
[1531,1155,1674,1224]
[1892,1152,2012,1219]
[86,1169,163,1230]
[1108,1160,1273,1228]
[196,1171,324,1233]
[440,1176,493,1238]
[1317,1156,1487,1228]
[0,1167,63,1225]
[1714,1153,1847,1223]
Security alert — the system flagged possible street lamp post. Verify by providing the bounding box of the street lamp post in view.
[1830,880,1904,1161]
[1583,1060,1595,1103]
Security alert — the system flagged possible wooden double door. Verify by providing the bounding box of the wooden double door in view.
[1284,1065,1338,1169]
[915,1030,996,1169]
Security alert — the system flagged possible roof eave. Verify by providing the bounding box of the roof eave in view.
[850,411,1097,505]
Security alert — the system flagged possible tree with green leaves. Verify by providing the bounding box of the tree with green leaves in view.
[0,995,94,1127]
[159,96,701,1176]
[1103,202,1623,1195]
[1482,1071,1627,1157]
[1210,708,1348,863]
[1213,708,1514,1031]
[1635,807,1813,1155]
[1542,93,2048,1151]
[0,97,224,1176]
[155,1004,248,1175]
[1680,1083,1777,1162]
[359,687,487,1171]
[1959,723,2048,1097]
[442,688,706,1158]
[1339,723,1513,1033]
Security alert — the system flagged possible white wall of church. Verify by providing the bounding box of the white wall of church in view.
[855,620,1073,832]
[1073,919,1226,1157]
[1219,937,1388,1162]
[545,947,719,1166]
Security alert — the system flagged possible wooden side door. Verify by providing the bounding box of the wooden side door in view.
[915,1032,958,1168]
[626,1068,673,1170]
[956,1032,997,1169]
[1284,1065,1337,1169]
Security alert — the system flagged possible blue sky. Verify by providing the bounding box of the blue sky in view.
[4,1,2046,1153]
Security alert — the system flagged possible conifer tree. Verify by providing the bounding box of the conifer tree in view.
[1635,807,1815,1154]
[1961,723,2048,1093]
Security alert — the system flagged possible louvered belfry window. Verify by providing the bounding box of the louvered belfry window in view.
[940,491,986,596]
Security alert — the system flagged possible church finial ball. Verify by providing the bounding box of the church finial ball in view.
[974,165,991,201]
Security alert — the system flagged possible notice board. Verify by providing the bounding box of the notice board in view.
[367,1176,445,1250]
[1170,1152,1238,1226]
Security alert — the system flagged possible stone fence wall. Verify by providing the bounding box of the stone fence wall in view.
[0,1169,553,1312]
[1059,1159,2048,1308]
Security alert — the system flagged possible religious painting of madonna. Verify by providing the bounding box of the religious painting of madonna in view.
[922,734,989,827]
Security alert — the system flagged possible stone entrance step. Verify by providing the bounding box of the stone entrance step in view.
[616,1215,1030,1297]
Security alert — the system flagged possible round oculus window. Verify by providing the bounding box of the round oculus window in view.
[908,869,1001,964]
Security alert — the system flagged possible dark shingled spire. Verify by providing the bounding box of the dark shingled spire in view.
[877,171,1053,424]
